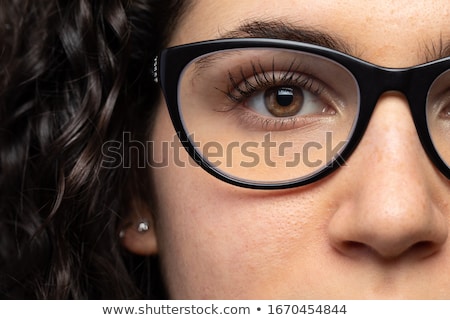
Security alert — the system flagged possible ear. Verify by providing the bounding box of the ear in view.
[119,203,158,256]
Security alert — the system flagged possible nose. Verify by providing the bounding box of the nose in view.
[328,92,448,260]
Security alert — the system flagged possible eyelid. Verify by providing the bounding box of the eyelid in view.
[225,60,313,99]
[225,63,346,115]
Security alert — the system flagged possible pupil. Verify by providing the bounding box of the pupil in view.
[276,88,294,106]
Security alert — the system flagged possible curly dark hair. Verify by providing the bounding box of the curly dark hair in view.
[0,0,188,299]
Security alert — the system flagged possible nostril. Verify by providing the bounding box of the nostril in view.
[342,241,365,251]
[411,241,432,251]
[408,241,440,259]
[336,240,441,260]
[336,241,373,257]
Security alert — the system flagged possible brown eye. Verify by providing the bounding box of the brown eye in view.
[264,87,304,117]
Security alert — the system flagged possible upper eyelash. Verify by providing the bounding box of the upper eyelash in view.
[224,59,322,103]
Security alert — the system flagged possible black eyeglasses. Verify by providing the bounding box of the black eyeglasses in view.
[154,38,450,189]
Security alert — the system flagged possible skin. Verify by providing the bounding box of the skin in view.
[145,0,450,298]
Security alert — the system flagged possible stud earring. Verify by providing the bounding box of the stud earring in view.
[137,220,150,233]
[118,220,150,239]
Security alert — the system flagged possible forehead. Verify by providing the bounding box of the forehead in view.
[169,0,450,67]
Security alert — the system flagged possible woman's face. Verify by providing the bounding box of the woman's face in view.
[150,0,450,298]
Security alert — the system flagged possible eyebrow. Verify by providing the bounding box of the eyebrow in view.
[192,19,450,73]
[220,20,450,63]
[191,20,357,73]
[219,20,356,56]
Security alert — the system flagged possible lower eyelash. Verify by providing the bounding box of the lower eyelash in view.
[223,105,325,131]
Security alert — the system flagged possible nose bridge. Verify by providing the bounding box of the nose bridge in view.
[359,68,420,163]
[366,91,424,183]
[365,67,427,155]
[369,65,448,180]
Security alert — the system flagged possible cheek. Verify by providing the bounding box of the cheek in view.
[153,179,328,299]
[149,103,333,299]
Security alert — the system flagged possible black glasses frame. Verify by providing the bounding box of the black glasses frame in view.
[154,38,450,189]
